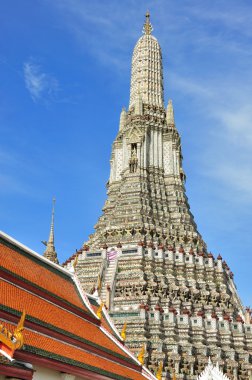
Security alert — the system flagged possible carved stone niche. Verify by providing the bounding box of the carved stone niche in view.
[126,125,143,144]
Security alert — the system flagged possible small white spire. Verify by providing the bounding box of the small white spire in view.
[166,99,175,126]
[48,197,55,245]
[119,107,127,130]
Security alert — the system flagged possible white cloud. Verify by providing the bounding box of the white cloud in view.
[170,74,214,99]
[23,60,58,103]
[169,70,252,204]
[185,3,252,38]
[215,105,252,147]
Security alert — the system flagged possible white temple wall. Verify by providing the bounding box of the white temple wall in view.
[154,130,158,166]
[109,158,114,182]
[149,130,153,166]
[173,150,179,175]
[140,139,144,167]
[163,140,173,174]
[144,132,149,167]
[122,137,128,171]
[114,147,123,181]
[158,131,163,167]
[32,365,85,380]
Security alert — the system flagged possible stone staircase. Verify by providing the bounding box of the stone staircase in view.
[100,259,118,302]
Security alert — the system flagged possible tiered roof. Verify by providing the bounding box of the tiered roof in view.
[0,231,157,380]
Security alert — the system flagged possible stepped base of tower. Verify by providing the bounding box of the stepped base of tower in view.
[64,246,252,379]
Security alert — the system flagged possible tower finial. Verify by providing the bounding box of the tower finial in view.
[143,11,153,35]
[42,197,59,264]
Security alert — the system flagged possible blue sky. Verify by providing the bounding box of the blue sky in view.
[0,0,251,306]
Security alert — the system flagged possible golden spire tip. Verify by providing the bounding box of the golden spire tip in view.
[143,10,153,35]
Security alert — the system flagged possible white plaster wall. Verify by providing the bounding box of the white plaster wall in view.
[145,132,150,167]
[173,151,179,175]
[115,148,123,180]
[149,130,153,166]
[33,365,87,380]
[140,139,144,167]
[33,366,62,380]
[163,140,173,174]
[158,131,163,167]
[154,130,158,167]
[122,137,129,170]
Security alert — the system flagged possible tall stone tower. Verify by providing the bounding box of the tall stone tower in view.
[88,12,202,251]
[66,13,252,380]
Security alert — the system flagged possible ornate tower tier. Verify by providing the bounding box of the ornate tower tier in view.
[69,13,252,380]
[88,13,202,252]
[129,12,164,109]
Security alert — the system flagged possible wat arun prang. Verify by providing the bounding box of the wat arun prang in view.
[65,13,252,379]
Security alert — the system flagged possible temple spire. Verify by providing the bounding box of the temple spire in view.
[48,197,55,245]
[143,11,153,35]
[129,12,163,109]
[166,99,175,126]
[42,198,59,264]
[119,107,127,130]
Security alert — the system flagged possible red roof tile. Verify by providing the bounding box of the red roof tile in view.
[0,233,156,380]
[21,329,146,380]
[0,279,129,360]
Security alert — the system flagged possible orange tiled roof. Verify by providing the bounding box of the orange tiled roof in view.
[0,280,128,360]
[21,329,146,380]
[0,233,156,380]
[0,240,86,312]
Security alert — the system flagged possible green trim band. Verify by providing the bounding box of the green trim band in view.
[24,345,135,380]
[0,304,135,365]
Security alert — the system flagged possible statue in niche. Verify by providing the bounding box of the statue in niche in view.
[129,143,138,173]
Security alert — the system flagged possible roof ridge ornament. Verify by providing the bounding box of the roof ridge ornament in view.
[96,302,104,320]
[143,11,153,35]
[120,322,127,341]
[156,361,163,380]
[137,344,145,365]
